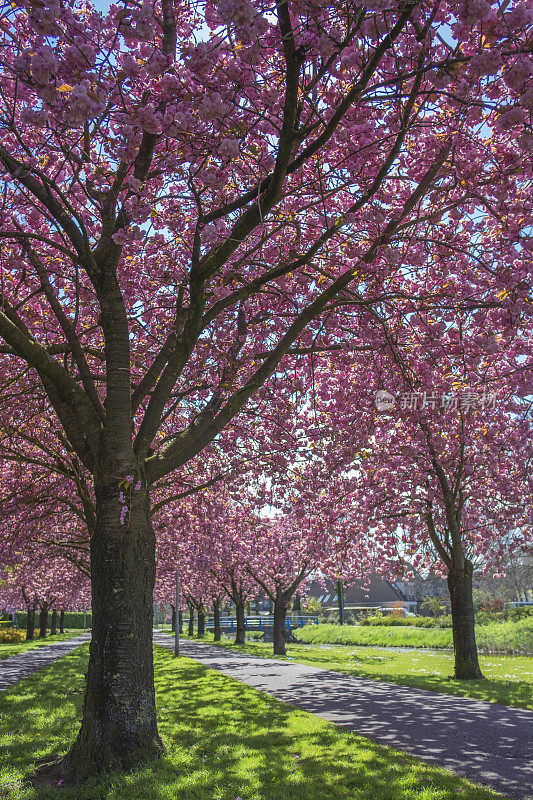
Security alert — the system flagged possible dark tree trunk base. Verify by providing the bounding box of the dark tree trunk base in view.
[63,479,163,783]
[26,607,35,642]
[38,605,48,639]
[213,600,221,642]
[448,559,483,680]
[273,596,287,656]
[197,610,205,638]
[235,601,246,645]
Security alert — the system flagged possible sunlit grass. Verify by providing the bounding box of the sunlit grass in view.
[0,644,511,800]
[178,632,533,710]
[295,621,533,656]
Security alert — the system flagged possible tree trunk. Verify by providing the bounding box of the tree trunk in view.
[213,599,221,642]
[59,610,65,634]
[50,609,58,636]
[171,605,176,633]
[64,481,162,781]
[447,559,483,679]
[337,579,345,625]
[188,606,194,636]
[273,594,287,655]
[234,600,245,645]
[26,606,35,641]
[197,608,205,638]
[38,604,48,638]
[178,610,183,634]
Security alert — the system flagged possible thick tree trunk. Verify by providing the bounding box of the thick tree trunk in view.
[234,600,246,645]
[59,610,65,634]
[178,610,183,634]
[213,599,221,642]
[64,481,162,781]
[188,606,194,636]
[171,605,176,633]
[26,606,35,641]
[50,609,58,636]
[273,595,287,655]
[447,559,483,679]
[38,604,48,638]
[197,608,205,638]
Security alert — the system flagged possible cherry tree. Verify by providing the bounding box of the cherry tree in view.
[0,0,531,777]
[308,315,532,678]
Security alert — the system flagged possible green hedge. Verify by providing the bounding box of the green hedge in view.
[13,611,91,629]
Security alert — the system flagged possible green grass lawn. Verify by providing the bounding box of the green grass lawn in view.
[0,643,511,800]
[173,632,533,710]
[0,632,86,660]
[294,620,533,655]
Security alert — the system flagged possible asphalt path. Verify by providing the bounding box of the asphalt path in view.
[153,633,533,799]
[0,635,90,692]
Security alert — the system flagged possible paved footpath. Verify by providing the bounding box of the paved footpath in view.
[154,633,533,800]
[0,635,90,692]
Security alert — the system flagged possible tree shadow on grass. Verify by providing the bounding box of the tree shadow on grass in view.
[0,644,508,800]
[225,642,532,710]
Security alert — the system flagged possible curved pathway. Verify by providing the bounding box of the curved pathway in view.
[0,635,90,692]
[154,633,533,800]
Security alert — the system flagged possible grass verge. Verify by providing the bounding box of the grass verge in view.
[294,620,533,655]
[174,632,533,710]
[0,632,86,661]
[0,643,512,800]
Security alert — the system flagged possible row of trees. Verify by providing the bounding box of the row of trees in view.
[0,0,531,782]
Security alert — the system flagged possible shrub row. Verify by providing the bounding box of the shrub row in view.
[13,611,92,629]
[0,627,26,643]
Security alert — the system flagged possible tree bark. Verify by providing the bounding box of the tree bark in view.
[170,605,176,633]
[273,594,287,655]
[447,559,483,679]
[178,610,183,634]
[59,610,65,634]
[197,608,205,638]
[38,603,48,638]
[26,606,35,641]
[235,600,246,645]
[50,609,58,636]
[213,599,221,642]
[188,605,194,636]
[64,481,162,781]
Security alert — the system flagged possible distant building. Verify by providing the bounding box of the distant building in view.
[307,574,416,613]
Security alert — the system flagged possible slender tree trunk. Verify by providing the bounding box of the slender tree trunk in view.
[188,605,194,636]
[64,481,162,781]
[337,579,345,625]
[178,610,183,634]
[273,594,287,656]
[171,605,176,633]
[59,610,65,634]
[38,603,48,638]
[50,609,58,636]
[26,606,35,641]
[213,599,221,642]
[447,559,483,679]
[197,608,205,638]
[234,599,246,645]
